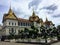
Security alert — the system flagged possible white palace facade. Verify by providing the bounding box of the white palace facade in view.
[1,7,54,37]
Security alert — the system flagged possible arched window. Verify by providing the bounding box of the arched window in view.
[23,23,25,26]
[9,22,10,25]
[21,22,22,26]
[12,22,14,26]
[26,23,27,26]
[15,23,16,26]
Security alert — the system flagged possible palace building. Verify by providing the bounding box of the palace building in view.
[1,7,54,37]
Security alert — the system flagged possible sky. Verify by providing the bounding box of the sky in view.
[0,0,60,26]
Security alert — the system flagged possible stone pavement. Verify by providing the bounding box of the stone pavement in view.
[52,41,60,45]
[0,41,60,45]
[0,42,40,45]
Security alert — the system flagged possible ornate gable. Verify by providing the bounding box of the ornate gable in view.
[5,7,17,19]
[2,7,17,22]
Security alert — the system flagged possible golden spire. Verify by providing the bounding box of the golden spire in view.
[5,6,17,19]
[8,5,13,15]
[46,17,48,22]
[32,8,36,16]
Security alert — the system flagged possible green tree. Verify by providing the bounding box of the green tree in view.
[24,28,29,39]
[40,26,50,44]
[56,25,60,40]
[31,25,39,39]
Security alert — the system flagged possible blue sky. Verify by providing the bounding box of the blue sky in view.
[0,0,60,26]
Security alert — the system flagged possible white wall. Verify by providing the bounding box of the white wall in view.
[5,27,19,35]
[3,20,7,26]
[3,19,19,35]
[5,19,18,26]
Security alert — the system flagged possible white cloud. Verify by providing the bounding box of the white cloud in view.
[0,0,60,26]
[37,0,60,26]
[11,0,32,15]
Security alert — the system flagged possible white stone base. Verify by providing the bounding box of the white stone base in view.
[10,39,16,42]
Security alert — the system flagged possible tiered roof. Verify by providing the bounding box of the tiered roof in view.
[2,7,53,26]
[44,17,53,25]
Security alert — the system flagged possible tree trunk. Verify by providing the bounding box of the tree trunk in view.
[45,38,47,45]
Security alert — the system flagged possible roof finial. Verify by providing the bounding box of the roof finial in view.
[32,8,34,12]
[46,17,48,21]
[8,1,13,14]
[32,8,35,16]
[10,2,11,9]
[9,0,11,10]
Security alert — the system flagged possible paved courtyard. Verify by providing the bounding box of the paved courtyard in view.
[52,41,60,45]
[0,42,39,45]
[0,41,60,45]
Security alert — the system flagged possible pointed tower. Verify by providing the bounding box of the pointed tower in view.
[32,9,36,16]
[2,6,19,37]
[44,17,53,27]
[8,6,13,15]
[2,6,17,23]
[46,17,48,22]
[44,17,49,24]
[29,9,39,22]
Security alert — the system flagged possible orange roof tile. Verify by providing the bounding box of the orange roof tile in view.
[18,18,32,23]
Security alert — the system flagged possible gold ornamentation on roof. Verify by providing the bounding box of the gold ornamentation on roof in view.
[29,10,39,22]
[32,10,35,16]
[5,14,16,19]
[3,7,17,21]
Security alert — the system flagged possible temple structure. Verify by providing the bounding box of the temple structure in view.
[1,7,54,37]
